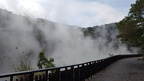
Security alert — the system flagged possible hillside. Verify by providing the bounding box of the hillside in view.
[0,9,136,74]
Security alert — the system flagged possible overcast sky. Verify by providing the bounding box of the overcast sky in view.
[0,0,136,27]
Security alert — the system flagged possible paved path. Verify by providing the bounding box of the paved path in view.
[89,57,144,81]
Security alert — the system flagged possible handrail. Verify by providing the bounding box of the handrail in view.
[0,54,142,81]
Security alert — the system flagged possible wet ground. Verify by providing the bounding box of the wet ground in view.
[88,57,144,81]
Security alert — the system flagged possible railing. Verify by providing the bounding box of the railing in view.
[0,54,142,81]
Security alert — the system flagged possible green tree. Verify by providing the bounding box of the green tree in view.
[117,0,144,49]
[37,51,55,69]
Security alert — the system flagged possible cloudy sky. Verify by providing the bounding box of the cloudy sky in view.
[0,0,136,27]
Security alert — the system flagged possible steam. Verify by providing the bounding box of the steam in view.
[0,9,136,74]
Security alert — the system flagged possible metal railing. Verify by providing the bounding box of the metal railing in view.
[0,54,142,81]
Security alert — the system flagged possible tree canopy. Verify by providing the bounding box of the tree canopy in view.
[117,0,144,49]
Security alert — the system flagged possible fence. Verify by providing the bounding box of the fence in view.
[0,54,142,81]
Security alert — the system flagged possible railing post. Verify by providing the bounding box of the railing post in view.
[78,65,80,81]
[10,76,13,81]
[80,64,84,81]
[29,73,34,81]
[71,66,74,81]
[65,67,68,81]
[56,68,60,81]
[45,70,48,81]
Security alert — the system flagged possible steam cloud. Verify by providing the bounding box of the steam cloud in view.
[0,9,136,74]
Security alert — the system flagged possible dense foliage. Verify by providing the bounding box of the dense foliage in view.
[117,0,144,49]
[37,51,55,69]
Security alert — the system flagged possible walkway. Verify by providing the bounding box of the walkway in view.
[89,57,144,81]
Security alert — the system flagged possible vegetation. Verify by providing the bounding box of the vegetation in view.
[12,57,33,79]
[12,58,33,72]
[11,51,55,79]
[82,27,95,37]
[12,47,33,72]
[37,51,55,69]
[12,51,55,72]
[117,0,144,56]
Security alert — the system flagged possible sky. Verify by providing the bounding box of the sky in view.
[0,0,136,27]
